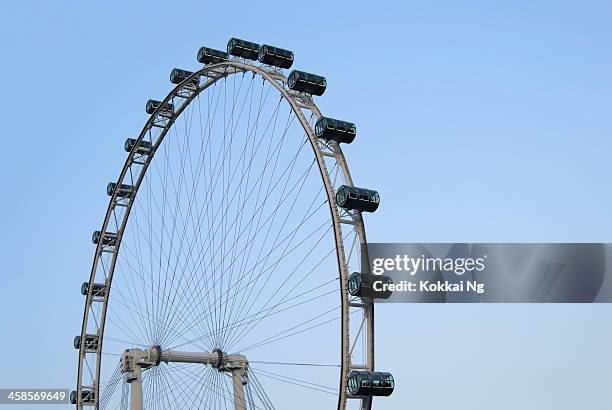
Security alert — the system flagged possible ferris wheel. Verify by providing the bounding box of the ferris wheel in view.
[73,37,394,410]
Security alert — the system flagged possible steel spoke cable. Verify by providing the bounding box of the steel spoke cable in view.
[183,90,284,288]
[142,367,171,408]
[163,214,332,348]
[222,214,331,349]
[217,110,300,347]
[225,224,344,350]
[102,317,150,356]
[146,122,163,344]
[105,302,152,349]
[105,287,209,352]
[166,288,337,353]
[150,365,204,409]
[249,360,339,368]
[249,371,275,410]
[223,159,328,347]
[250,369,337,396]
[140,364,196,408]
[110,245,216,351]
[155,109,206,345]
[159,94,222,349]
[169,82,241,348]
[102,335,147,349]
[169,364,254,410]
[221,73,260,351]
[164,145,316,334]
[163,214,332,350]
[116,85,224,352]
[217,78,274,320]
[238,309,360,354]
[220,114,310,346]
[251,367,337,392]
[165,112,296,314]
[167,278,337,350]
[153,103,195,344]
[149,101,198,344]
[156,76,251,345]
[245,378,256,410]
[216,72,244,348]
[186,92,283,302]
[219,82,268,348]
[235,305,340,352]
[113,243,160,344]
[187,365,215,409]
[209,75,229,345]
[184,76,269,347]
[160,146,319,346]
[123,137,220,350]
[113,251,176,329]
[164,143,315,332]
[157,78,275,345]
[114,239,186,345]
[127,179,156,343]
[183,79,258,348]
[118,201,215,346]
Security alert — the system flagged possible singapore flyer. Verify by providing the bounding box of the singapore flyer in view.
[1,3,610,410]
[74,38,392,409]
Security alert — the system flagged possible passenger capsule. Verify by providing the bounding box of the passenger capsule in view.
[70,389,95,405]
[145,99,174,115]
[348,272,393,299]
[74,334,99,351]
[124,138,153,154]
[347,371,394,397]
[287,70,327,96]
[257,44,294,69]
[315,117,356,144]
[91,230,118,246]
[336,185,380,213]
[227,37,260,60]
[81,282,107,298]
[107,182,134,198]
[170,68,198,86]
[197,47,229,64]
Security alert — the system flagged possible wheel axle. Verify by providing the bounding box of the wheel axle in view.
[120,347,248,410]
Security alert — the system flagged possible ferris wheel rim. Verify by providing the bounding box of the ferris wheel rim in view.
[75,59,371,410]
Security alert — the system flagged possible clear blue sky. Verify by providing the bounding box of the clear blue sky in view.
[0,0,611,408]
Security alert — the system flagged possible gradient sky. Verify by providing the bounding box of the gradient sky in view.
[0,1,611,409]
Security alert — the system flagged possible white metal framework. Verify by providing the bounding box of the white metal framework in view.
[76,58,376,409]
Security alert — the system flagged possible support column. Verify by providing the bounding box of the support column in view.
[121,348,154,410]
[231,368,247,410]
[129,366,143,410]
